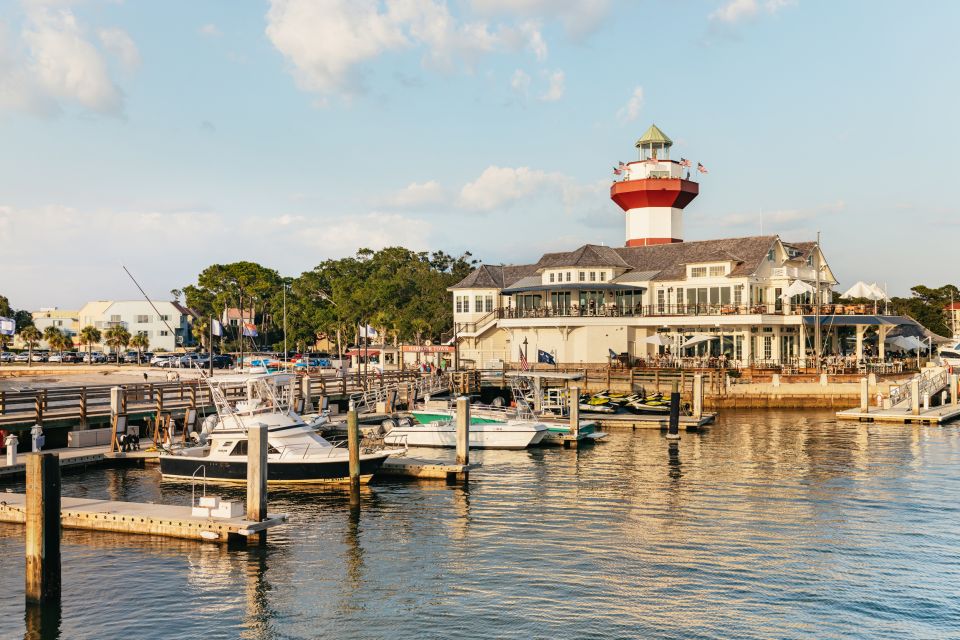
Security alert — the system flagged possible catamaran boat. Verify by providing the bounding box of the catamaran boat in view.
[159,372,403,484]
[384,414,549,450]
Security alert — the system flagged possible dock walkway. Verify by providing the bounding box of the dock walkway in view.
[589,412,717,430]
[835,405,960,425]
[0,492,286,542]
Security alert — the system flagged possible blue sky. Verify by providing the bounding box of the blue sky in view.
[1,0,957,309]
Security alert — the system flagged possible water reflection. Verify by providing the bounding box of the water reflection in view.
[24,600,61,640]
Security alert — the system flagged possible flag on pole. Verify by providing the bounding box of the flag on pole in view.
[211,319,223,337]
[612,165,622,176]
[359,324,379,339]
[697,162,709,174]
[537,349,555,365]
[519,345,530,371]
[0,317,14,336]
[608,348,618,359]
[679,157,691,168]
[242,322,258,337]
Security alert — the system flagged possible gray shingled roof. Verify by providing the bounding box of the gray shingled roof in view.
[452,235,802,290]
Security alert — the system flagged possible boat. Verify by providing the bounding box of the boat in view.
[411,407,604,446]
[385,415,549,450]
[159,372,403,484]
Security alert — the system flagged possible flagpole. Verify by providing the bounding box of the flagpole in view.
[209,316,214,377]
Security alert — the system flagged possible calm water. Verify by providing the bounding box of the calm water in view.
[2,410,959,639]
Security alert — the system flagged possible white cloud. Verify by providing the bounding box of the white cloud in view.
[386,180,447,208]
[616,85,643,122]
[98,28,140,71]
[709,0,795,24]
[0,7,135,116]
[457,165,602,211]
[265,0,564,97]
[198,23,221,37]
[510,68,531,95]
[469,0,611,38]
[539,69,564,101]
[714,200,845,228]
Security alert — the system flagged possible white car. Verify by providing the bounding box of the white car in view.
[14,353,30,362]
[151,354,178,367]
[0,352,14,362]
[48,353,63,363]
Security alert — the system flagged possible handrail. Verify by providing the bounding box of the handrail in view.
[191,465,206,507]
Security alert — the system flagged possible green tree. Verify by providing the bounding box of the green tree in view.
[129,332,150,364]
[48,330,72,361]
[889,284,960,337]
[19,325,41,366]
[79,325,102,364]
[42,325,62,348]
[104,325,132,362]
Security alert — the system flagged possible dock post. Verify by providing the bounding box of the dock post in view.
[79,388,87,428]
[25,452,60,603]
[246,423,268,545]
[952,374,959,406]
[911,378,920,416]
[860,377,869,413]
[455,396,470,467]
[666,381,680,440]
[109,387,124,452]
[569,386,580,439]
[693,374,703,420]
[300,375,312,413]
[347,400,360,491]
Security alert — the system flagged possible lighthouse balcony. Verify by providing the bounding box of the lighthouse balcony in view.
[611,178,699,210]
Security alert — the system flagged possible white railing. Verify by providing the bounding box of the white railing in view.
[890,368,949,409]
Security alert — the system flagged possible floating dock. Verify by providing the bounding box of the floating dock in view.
[378,457,477,481]
[835,404,960,425]
[588,412,717,430]
[0,493,287,543]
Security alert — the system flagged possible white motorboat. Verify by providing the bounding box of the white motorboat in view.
[159,372,404,484]
[384,416,548,450]
[939,337,960,368]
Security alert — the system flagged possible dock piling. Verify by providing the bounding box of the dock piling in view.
[911,378,920,416]
[666,381,680,440]
[693,374,703,420]
[300,375,312,413]
[347,401,360,491]
[246,423,268,545]
[569,386,580,439]
[860,377,869,413]
[455,396,470,467]
[25,453,60,604]
[952,374,959,406]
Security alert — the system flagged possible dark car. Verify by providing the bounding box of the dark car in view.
[194,354,233,369]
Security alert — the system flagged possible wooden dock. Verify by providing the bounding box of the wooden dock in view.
[378,457,477,481]
[836,404,960,425]
[589,412,717,430]
[0,493,287,543]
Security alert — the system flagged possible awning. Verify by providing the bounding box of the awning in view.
[682,333,718,349]
[501,282,646,294]
[841,281,887,300]
[801,315,911,326]
[344,349,380,357]
[779,279,815,300]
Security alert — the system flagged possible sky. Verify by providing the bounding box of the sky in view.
[0,0,958,309]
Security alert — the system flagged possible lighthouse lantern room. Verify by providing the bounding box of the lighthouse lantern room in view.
[610,124,699,247]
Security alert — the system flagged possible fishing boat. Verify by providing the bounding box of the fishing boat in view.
[385,415,549,450]
[159,372,403,484]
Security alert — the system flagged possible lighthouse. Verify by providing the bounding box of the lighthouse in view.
[610,124,699,246]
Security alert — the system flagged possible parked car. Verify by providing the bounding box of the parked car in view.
[150,354,175,366]
[14,352,30,362]
[178,353,204,368]
[195,354,233,369]
[62,352,80,363]
[0,352,15,362]
[47,353,64,363]
[82,352,106,363]
[30,353,46,362]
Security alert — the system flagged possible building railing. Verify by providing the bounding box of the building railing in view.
[488,303,878,321]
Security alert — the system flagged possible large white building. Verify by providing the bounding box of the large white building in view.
[77,300,195,352]
[449,125,916,369]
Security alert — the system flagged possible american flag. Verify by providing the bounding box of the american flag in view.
[697,162,709,174]
[679,157,691,168]
[519,345,529,371]
[612,165,622,176]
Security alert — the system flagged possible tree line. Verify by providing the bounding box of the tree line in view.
[181,247,477,355]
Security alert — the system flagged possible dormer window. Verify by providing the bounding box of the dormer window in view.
[690,267,707,278]
[767,249,775,262]
[599,272,607,282]
[579,271,585,281]
[709,265,726,277]
[566,272,572,282]
[590,272,596,282]
[549,273,555,283]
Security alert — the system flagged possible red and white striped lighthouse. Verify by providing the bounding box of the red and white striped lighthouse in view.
[610,124,699,247]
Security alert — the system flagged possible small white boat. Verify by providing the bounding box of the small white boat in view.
[160,372,404,484]
[384,417,548,450]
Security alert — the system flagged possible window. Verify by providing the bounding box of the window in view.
[549,273,555,283]
[110,315,121,322]
[579,271,585,282]
[763,336,773,359]
[464,297,470,313]
[54,320,62,327]
[159,330,170,337]
[709,265,726,277]
[805,255,813,267]
[231,440,279,456]
[455,296,462,313]
[657,290,665,313]
[485,296,493,312]
[135,315,150,324]
[551,291,572,311]
[690,267,707,278]
[475,296,482,311]
[767,249,775,262]
[734,285,743,307]
[159,314,170,322]
[566,272,572,282]
[599,272,607,282]
[590,272,596,282]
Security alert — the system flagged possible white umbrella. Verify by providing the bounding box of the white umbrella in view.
[682,334,718,349]
[779,279,816,300]
[644,334,671,346]
[868,282,890,301]
[841,281,884,300]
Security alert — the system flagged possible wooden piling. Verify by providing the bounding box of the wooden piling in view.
[455,396,470,467]
[25,453,61,603]
[569,386,580,439]
[860,377,869,413]
[666,381,680,440]
[952,374,959,406]
[693,374,703,420]
[911,378,920,416]
[347,401,360,491]
[246,423,268,545]
[79,388,87,428]
[300,375,312,413]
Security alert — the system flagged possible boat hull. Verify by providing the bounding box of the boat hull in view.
[385,425,540,450]
[159,453,390,484]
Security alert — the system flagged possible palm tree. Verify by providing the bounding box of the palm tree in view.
[129,332,150,364]
[19,325,41,367]
[42,325,62,350]
[49,330,71,361]
[104,326,131,364]
[79,325,102,364]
